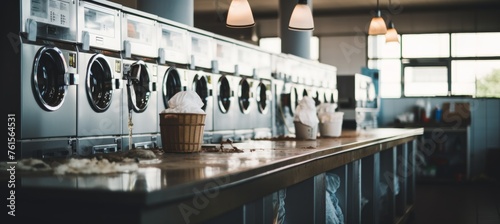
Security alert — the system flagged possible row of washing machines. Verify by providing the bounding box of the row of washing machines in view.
[14,0,337,159]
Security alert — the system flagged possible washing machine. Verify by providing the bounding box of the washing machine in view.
[324,64,339,105]
[272,54,296,136]
[15,0,79,158]
[306,63,323,107]
[75,0,123,156]
[213,37,254,142]
[186,30,215,142]
[252,49,273,139]
[287,56,306,117]
[156,19,191,147]
[232,44,257,141]
[316,66,332,105]
[121,7,158,150]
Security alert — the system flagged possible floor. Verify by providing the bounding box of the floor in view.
[409,181,500,224]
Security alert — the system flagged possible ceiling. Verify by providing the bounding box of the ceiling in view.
[194,0,499,16]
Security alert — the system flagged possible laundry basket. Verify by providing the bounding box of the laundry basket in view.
[159,113,206,152]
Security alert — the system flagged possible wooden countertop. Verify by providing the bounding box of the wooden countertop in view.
[2,128,423,223]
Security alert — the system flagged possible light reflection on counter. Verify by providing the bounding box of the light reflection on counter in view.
[15,129,423,194]
[21,167,164,192]
[133,167,163,191]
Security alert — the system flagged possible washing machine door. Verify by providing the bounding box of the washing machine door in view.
[313,89,321,106]
[217,75,232,113]
[238,78,251,114]
[32,46,68,111]
[86,54,113,112]
[193,73,209,111]
[330,91,336,104]
[290,85,299,116]
[162,67,182,108]
[322,91,329,104]
[127,61,151,112]
[256,81,270,114]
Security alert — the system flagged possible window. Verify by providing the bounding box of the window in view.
[368,59,401,98]
[259,36,320,61]
[368,32,500,98]
[402,34,450,58]
[367,35,401,98]
[452,33,500,57]
[368,35,400,59]
[404,66,448,96]
[452,60,500,97]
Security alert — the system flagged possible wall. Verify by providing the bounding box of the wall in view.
[380,98,500,178]
[319,36,366,74]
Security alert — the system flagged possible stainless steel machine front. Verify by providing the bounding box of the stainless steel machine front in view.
[76,0,123,156]
[121,7,158,150]
[18,0,79,158]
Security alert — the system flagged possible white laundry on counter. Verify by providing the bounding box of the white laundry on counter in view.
[162,90,205,114]
[317,103,342,123]
[293,96,319,128]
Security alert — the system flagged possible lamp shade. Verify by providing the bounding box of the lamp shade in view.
[226,0,255,28]
[368,11,387,35]
[288,2,314,31]
[385,22,399,43]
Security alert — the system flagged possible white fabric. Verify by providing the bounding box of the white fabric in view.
[162,91,205,114]
[317,103,343,123]
[293,96,319,128]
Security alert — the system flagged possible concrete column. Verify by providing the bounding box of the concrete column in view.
[137,0,193,26]
[279,0,312,59]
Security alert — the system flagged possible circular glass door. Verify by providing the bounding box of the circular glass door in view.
[313,90,320,106]
[32,46,68,111]
[193,74,208,111]
[87,54,113,112]
[217,76,231,113]
[127,61,151,112]
[238,78,251,114]
[256,82,269,114]
[162,67,182,108]
[289,86,299,116]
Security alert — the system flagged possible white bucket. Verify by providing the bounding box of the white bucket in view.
[319,112,344,137]
[294,122,318,140]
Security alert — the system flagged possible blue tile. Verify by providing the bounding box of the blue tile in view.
[471,99,487,121]
[485,127,500,149]
[486,99,500,122]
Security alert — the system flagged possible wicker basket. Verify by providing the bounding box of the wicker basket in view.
[159,113,206,153]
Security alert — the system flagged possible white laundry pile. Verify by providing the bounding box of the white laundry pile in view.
[293,96,319,128]
[317,103,344,137]
[162,90,205,114]
[317,103,341,123]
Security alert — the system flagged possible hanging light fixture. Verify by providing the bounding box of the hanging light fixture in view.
[226,0,255,28]
[288,0,314,31]
[385,21,399,43]
[368,0,387,35]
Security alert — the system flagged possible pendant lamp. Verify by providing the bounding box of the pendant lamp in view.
[385,21,399,43]
[368,0,387,35]
[288,0,314,31]
[226,0,255,28]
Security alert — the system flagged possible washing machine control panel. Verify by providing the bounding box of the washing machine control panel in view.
[22,0,77,42]
[78,1,121,51]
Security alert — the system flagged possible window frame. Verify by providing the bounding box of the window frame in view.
[367,32,500,99]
